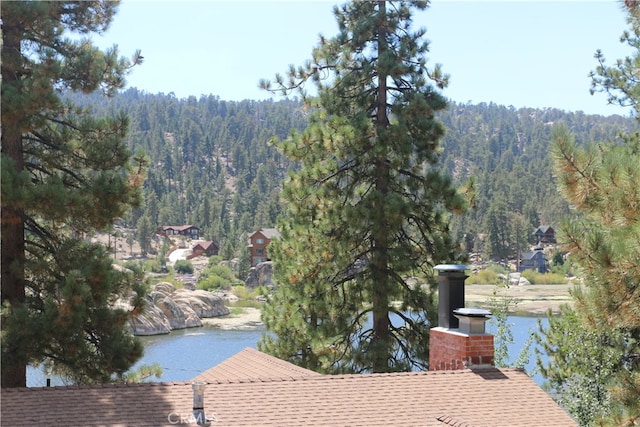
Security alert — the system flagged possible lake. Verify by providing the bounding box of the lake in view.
[27,315,548,387]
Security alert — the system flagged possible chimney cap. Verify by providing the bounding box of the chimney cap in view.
[434,264,469,272]
[453,307,491,317]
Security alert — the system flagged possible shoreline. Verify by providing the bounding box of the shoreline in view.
[200,307,264,330]
[201,284,573,330]
[465,283,573,316]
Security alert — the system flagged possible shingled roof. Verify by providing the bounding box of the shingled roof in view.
[1,365,576,426]
[249,227,281,240]
[191,347,320,382]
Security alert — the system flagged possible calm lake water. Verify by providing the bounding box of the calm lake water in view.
[27,315,549,387]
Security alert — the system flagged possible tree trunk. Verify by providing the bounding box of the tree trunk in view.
[1,19,28,388]
[371,0,392,373]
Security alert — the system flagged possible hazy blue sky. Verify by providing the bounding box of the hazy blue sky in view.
[95,1,633,116]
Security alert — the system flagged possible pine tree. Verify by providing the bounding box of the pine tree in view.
[536,2,640,422]
[1,1,145,387]
[537,125,640,425]
[259,0,467,373]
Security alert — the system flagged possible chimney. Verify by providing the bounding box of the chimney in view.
[429,264,494,371]
[192,382,212,426]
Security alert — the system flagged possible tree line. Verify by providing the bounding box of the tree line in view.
[68,90,637,267]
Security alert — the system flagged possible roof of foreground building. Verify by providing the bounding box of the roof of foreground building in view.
[1,352,576,426]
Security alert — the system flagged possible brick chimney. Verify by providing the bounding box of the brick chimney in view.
[429,264,494,371]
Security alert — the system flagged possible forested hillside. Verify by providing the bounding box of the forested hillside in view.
[437,103,638,258]
[76,89,638,264]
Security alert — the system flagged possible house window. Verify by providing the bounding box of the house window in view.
[256,249,264,255]
[256,238,264,244]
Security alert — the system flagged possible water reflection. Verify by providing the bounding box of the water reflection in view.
[28,315,548,386]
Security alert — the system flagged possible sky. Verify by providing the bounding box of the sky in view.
[94,1,634,116]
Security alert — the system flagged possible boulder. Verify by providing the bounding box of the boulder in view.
[498,272,531,286]
[155,295,201,329]
[245,261,274,289]
[153,282,176,296]
[128,297,172,336]
[173,289,229,318]
[127,282,229,335]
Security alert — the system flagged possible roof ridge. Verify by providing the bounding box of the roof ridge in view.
[3,368,527,392]
[199,367,524,385]
[0,382,191,393]
[240,348,318,372]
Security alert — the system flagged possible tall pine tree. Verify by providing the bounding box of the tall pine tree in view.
[259,0,467,373]
[539,124,640,425]
[1,1,146,387]
[537,1,640,420]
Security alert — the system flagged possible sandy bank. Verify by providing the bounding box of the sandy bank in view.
[465,283,574,316]
[202,284,573,331]
[201,307,264,330]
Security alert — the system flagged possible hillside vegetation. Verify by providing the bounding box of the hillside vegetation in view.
[75,89,638,272]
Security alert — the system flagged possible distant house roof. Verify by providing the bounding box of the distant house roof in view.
[1,360,576,426]
[535,225,554,234]
[161,225,198,232]
[192,241,217,252]
[249,227,281,240]
[191,347,320,382]
[534,226,556,243]
[522,250,543,260]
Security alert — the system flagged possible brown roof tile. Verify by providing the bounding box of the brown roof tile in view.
[1,367,576,426]
[190,347,320,382]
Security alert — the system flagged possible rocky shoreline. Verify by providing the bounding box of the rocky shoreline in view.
[127,282,230,335]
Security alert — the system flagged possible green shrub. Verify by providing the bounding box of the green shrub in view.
[468,269,501,285]
[123,260,144,275]
[145,258,165,274]
[552,251,564,266]
[174,260,194,274]
[520,270,568,284]
[200,264,235,281]
[485,263,509,274]
[197,264,237,291]
[231,285,258,300]
[550,256,575,277]
[207,255,222,266]
[198,275,229,291]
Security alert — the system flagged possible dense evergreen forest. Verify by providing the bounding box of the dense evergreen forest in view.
[76,88,639,265]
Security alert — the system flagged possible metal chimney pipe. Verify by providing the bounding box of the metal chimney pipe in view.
[192,382,211,426]
[434,264,468,329]
[453,308,492,334]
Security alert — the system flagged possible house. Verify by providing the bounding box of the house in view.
[247,227,281,267]
[188,240,219,259]
[0,367,577,426]
[156,225,200,240]
[0,264,577,426]
[0,358,577,427]
[519,247,549,273]
[534,225,556,244]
